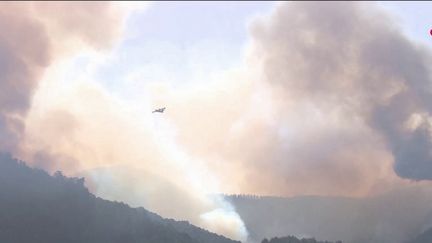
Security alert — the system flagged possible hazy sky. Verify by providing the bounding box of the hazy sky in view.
[3,2,432,241]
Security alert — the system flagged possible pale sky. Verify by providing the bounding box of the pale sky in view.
[91,2,275,93]
[378,1,432,45]
[66,2,432,99]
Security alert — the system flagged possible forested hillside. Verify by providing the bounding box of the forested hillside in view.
[0,153,239,243]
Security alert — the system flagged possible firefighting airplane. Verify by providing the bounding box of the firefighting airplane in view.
[152,107,166,113]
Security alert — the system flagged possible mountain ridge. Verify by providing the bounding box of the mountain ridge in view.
[0,153,239,243]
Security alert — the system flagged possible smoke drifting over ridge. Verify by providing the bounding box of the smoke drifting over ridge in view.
[1,2,248,240]
[4,1,432,242]
[155,1,432,197]
[170,1,432,196]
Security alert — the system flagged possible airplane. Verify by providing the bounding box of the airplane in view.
[152,107,166,113]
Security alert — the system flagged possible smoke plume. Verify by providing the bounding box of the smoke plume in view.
[249,2,432,181]
[163,2,432,199]
[5,2,432,242]
[0,3,51,153]
[1,2,247,240]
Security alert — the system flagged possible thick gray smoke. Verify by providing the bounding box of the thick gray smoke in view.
[249,1,432,181]
[0,5,51,153]
[0,2,124,164]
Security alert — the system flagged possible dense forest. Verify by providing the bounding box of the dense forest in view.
[0,153,239,243]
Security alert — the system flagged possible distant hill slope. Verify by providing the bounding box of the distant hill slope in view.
[0,153,239,243]
[408,227,432,243]
[226,193,432,243]
[262,235,341,243]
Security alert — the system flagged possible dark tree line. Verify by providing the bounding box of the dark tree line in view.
[0,153,239,243]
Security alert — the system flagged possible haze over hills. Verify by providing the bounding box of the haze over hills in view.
[262,236,341,243]
[3,150,432,243]
[0,153,239,243]
[409,227,432,243]
[227,194,432,243]
[0,153,348,243]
